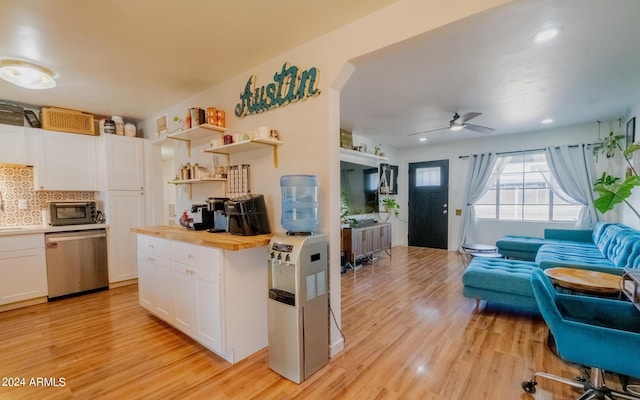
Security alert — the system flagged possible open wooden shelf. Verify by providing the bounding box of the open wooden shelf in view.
[167,124,227,142]
[203,138,283,167]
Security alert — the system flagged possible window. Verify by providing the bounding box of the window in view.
[415,167,441,187]
[474,152,582,222]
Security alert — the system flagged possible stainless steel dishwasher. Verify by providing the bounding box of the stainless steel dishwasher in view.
[45,229,108,299]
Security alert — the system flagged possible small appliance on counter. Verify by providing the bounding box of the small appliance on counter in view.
[206,197,229,233]
[48,201,97,226]
[187,204,215,231]
[224,194,270,236]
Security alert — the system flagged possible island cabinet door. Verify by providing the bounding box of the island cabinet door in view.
[154,256,173,321]
[137,235,172,321]
[137,252,155,310]
[170,241,223,354]
[172,261,196,335]
[193,265,222,354]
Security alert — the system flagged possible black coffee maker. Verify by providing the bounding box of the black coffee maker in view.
[188,204,215,231]
[206,197,229,233]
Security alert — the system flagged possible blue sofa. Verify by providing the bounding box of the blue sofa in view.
[496,227,595,261]
[462,222,640,312]
[536,223,640,274]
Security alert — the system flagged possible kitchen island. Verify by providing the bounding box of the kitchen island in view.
[131,225,273,363]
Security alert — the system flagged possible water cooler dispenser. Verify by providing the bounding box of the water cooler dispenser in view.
[267,233,328,383]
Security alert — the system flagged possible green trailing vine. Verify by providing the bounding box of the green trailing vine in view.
[592,132,640,219]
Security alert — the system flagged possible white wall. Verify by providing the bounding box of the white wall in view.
[399,120,606,249]
[621,101,640,230]
[139,0,510,356]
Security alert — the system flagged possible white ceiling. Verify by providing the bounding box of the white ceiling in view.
[3,0,639,149]
[0,0,398,122]
[340,0,640,148]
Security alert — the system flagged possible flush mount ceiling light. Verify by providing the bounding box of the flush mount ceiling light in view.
[533,28,559,43]
[0,59,56,89]
[542,118,553,124]
[419,137,427,142]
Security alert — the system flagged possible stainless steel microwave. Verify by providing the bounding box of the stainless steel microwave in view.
[48,201,97,226]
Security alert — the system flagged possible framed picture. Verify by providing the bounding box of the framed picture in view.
[155,114,168,136]
[340,129,353,149]
[626,117,636,149]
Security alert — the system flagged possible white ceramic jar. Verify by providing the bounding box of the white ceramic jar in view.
[124,123,136,137]
[112,116,124,135]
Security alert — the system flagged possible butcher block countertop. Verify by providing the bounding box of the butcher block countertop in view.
[131,225,273,251]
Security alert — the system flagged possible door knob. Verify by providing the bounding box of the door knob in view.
[443,210,448,214]
[443,203,448,208]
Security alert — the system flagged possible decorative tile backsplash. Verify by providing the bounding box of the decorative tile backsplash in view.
[0,165,95,227]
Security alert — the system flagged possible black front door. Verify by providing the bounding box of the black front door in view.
[408,160,449,249]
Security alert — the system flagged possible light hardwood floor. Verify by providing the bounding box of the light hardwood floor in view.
[0,247,629,399]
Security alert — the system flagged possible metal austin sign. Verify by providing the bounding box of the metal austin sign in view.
[234,62,320,117]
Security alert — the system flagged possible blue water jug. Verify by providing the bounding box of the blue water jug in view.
[280,175,318,233]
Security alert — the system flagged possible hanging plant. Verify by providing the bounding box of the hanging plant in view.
[592,132,640,219]
[379,197,406,223]
[592,131,625,160]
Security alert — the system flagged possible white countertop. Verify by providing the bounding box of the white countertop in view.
[0,224,109,237]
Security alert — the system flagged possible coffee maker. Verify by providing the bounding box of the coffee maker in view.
[206,197,229,233]
[188,204,215,231]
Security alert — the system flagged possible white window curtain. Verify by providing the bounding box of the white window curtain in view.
[544,144,598,228]
[459,153,508,248]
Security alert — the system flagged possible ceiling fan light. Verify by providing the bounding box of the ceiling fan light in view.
[450,125,464,131]
[0,59,56,89]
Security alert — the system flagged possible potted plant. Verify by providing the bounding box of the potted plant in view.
[379,197,406,223]
[340,192,358,227]
[592,131,640,219]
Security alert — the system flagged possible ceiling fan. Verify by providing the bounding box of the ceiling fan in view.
[408,112,495,136]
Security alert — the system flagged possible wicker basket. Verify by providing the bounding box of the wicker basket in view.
[41,107,95,135]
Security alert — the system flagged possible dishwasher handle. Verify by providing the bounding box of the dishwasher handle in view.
[47,232,107,243]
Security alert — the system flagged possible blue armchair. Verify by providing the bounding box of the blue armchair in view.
[522,269,640,399]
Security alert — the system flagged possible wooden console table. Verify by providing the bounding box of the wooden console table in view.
[341,223,391,272]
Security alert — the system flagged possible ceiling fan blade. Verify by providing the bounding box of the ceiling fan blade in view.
[459,112,482,123]
[464,123,494,134]
[407,127,449,136]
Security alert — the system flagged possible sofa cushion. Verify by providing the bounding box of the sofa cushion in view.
[462,258,538,298]
[495,235,546,261]
[536,243,616,273]
[594,224,640,269]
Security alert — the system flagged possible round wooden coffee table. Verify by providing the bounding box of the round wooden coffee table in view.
[543,267,622,295]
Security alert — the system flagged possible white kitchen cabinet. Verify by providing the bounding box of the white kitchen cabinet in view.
[137,251,155,310]
[0,234,47,309]
[135,234,266,363]
[170,242,223,353]
[27,128,98,191]
[97,134,147,286]
[99,134,145,190]
[137,235,173,319]
[104,190,145,284]
[0,123,27,165]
